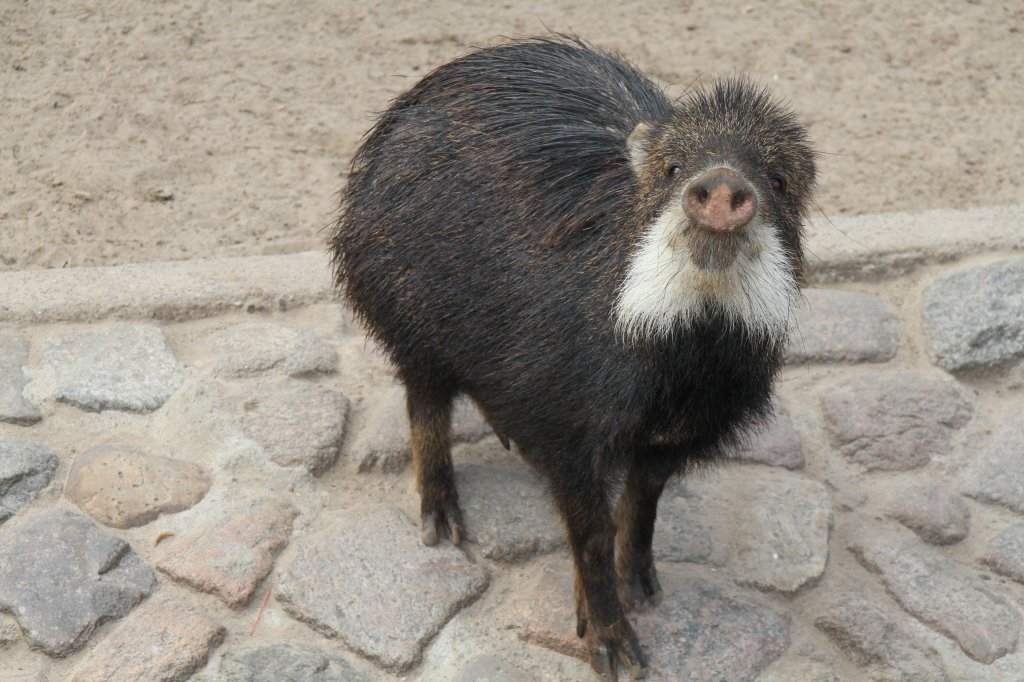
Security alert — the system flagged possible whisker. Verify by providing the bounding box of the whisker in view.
[811,197,865,249]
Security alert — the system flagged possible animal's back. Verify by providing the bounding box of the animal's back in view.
[332,38,673,366]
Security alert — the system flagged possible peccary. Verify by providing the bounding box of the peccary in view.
[330,36,816,680]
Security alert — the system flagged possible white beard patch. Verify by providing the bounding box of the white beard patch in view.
[614,199,799,345]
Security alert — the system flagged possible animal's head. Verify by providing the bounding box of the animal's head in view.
[616,78,817,345]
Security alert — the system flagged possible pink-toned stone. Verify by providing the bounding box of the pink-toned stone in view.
[785,289,900,364]
[820,373,973,471]
[511,559,587,660]
[65,444,210,528]
[71,598,225,682]
[815,592,950,681]
[157,499,297,607]
[850,526,1020,663]
[882,484,970,545]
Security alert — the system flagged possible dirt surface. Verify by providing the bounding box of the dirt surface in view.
[1,1,1022,271]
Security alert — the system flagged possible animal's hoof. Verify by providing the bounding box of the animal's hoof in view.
[420,501,464,546]
[586,620,647,681]
[620,565,663,613]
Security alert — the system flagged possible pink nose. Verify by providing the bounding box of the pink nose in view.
[683,167,758,233]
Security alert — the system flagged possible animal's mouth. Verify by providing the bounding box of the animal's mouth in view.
[683,223,757,271]
[686,228,739,270]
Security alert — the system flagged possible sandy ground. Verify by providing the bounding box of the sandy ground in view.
[1,1,1022,271]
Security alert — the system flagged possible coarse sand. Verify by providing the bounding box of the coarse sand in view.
[1,1,1022,271]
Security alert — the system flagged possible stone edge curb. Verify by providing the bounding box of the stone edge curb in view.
[1,204,1020,324]
[0,251,334,324]
[804,202,1023,283]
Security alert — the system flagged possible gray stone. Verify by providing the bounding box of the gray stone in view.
[456,656,539,682]
[815,593,949,681]
[0,334,40,424]
[657,469,831,592]
[43,324,183,412]
[0,612,20,647]
[453,436,520,466]
[732,397,805,469]
[786,289,900,364]
[157,499,297,607]
[418,615,579,682]
[70,598,225,682]
[208,321,338,378]
[981,521,1024,585]
[217,644,372,682]
[728,469,832,593]
[963,411,1024,514]
[239,381,349,476]
[850,526,1020,663]
[453,397,495,444]
[820,373,973,471]
[351,391,497,474]
[882,484,970,545]
[275,506,488,672]
[350,385,411,474]
[513,559,789,681]
[0,438,58,523]
[0,509,154,656]
[654,480,720,565]
[924,258,1024,372]
[457,463,564,562]
[64,444,210,528]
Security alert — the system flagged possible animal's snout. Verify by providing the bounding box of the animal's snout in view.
[683,167,758,234]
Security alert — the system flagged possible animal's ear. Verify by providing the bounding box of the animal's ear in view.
[626,122,653,174]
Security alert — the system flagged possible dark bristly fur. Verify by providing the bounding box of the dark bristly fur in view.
[330,35,816,680]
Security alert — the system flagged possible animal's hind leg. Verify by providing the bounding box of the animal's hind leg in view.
[406,382,463,546]
[613,456,674,611]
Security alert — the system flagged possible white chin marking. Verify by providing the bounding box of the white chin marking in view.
[614,203,798,345]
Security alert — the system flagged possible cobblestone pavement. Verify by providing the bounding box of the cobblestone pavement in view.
[1,205,1023,681]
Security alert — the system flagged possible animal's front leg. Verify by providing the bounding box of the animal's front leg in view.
[613,457,674,612]
[551,464,648,681]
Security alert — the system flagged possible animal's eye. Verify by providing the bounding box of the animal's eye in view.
[666,164,683,178]
[769,177,785,193]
